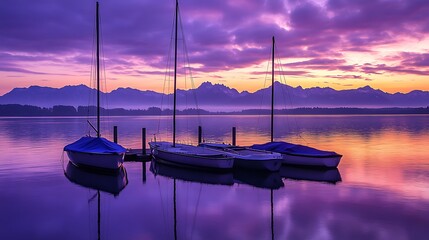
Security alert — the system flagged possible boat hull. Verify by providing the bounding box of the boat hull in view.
[233,158,281,172]
[199,143,282,171]
[66,150,125,170]
[149,142,234,170]
[281,153,341,168]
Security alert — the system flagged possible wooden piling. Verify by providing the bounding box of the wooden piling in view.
[198,126,202,144]
[142,128,146,155]
[113,126,118,143]
[232,127,236,146]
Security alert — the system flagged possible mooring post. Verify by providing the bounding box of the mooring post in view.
[232,127,236,146]
[198,126,202,144]
[142,128,146,155]
[113,126,118,143]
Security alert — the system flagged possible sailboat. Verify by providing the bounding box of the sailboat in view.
[148,0,234,170]
[64,2,126,170]
[251,37,342,168]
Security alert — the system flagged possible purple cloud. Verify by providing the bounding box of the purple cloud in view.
[0,66,48,75]
[1,0,429,92]
[400,52,429,67]
[361,63,429,76]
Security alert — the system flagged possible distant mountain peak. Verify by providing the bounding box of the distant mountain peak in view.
[1,83,428,110]
[358,85,374,90]
[198,81,229,89]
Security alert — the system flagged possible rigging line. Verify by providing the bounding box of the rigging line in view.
[87,8,98,136]
[177,6,202,143]
[177,9,190,141]
[178,11,202,129]
[257,45,273,135]
[99,11,110,137]
[275,46,308,144]
[275,48,294,141]
[179,8,203,139]
[274,47,292,138]
[157,12,176,138]
[179,10,192,143]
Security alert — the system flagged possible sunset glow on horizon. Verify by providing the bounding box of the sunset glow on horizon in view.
[1,0,429,95]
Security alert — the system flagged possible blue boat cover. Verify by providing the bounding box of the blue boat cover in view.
[251,141,339,157]
[64,136,126,154]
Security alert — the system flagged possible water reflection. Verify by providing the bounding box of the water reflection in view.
[150,160,234,186]
[64,162,128,195]
[233,169,284,190]
[1,115,429,239]
[150,159,341,189]
[149,159,344,239]
[280,166,342,184]
[64,162,128,239]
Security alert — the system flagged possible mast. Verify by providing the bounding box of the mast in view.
[270,36,275,143]
[96,1,100,138]
[173,0,178,146]
[270,37,275,239]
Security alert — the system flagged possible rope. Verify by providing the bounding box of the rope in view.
[256,46,274,136]
[178,6,202,144]
[86,12,97,137]
[99,11,111,138]
[157,9,176,142]
[275,44,309,145]
[156,3,203,144]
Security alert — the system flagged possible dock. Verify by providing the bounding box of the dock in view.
[114,125,238,163]
[124,149,152,162]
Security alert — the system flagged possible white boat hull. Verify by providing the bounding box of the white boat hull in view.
[282,153,341,168]
[66,150,125,170]
[149,142,234,170]
[199,143,282,171]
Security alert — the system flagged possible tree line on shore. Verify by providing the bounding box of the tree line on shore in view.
[0,104,428,116]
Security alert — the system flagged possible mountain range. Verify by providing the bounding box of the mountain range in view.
[0,82,428,111]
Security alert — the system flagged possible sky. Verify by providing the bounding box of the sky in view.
[0,0,429,95]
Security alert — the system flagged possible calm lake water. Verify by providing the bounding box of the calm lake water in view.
[1,115,428,240]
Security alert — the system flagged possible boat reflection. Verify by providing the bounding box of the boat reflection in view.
[150,159,234,186]
[64,161,128,196]
[233,169,284,190]
[64,161,128,240]
[280,165,342,184]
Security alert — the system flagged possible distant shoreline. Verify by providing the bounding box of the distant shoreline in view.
[1,104,428,116]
